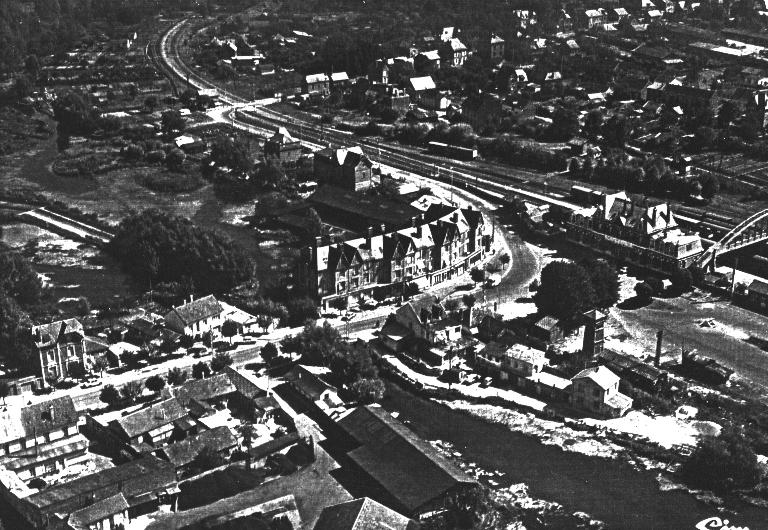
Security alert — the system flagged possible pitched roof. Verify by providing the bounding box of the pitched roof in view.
[309,185,421,230]
[305,73,329,83]
[32,318,83,348]
[172,373,236,408]
[26,456,176,514]
[572,365,620,390]
[314,497,415,530]
[111,398,187,439]
[68,493,128,527]
[331,72,350,82]
[749,279,768,295]
[338,405,476,513]
[408,76,436,91]
[166,295,223,327]
[291,365,338,401]
[160,426,237,468]
[0,396,79,444]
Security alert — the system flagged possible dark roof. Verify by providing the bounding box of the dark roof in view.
[68,493,129,526]
[290,366,338,401]
[632,43,673,60]
[173,373,236,408]
[32,318,83,348]
[20,396,79,438]
[253,395,280,412]
[111,397,187,439]
[749,280,768,296]
[338,405,476,513]
[166,295,223,326]
[309,185,422,230]
[160,426,237,468]
[314,497,416,530]
[249,431,300,460]
[26,456,176,514]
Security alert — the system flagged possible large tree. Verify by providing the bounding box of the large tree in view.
[680,431,761,493]
[582,258,620,309]
[533,261,596,321]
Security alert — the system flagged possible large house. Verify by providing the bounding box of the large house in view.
[314,497,417,530]
[440,38,469,67]
[570,366,633,418]
[106,397,194,454]
[303,73,330,94]
[567,191,703,272]
[477,342,546,379]
[298,202,488,309]
[33,318,107,382]
[314,146,374,192]
[0,397,87,481]
[164,295,224,338]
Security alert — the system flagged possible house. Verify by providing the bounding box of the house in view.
[414,50,441,74]
[337,405,478,517]
[476,34,505,63]
[172,373,237,418]
[610,7,630,21]
[440,38,469,67]
[747,279,768,311]
[67,492,129,530]
[461,92,503,132]
[314,146,374,192]
[368,59,389,84]
[158,426,237,477]
[681,350,733,385]
[477,342,546,380]
[264,127,303,164]
[290,365,344,410]
[570,366,633,418]
[578,9,607,29]
[303,73,330,94]
[164,295,224,338]
[108,397,194,453]
[19,456,178,529]
[529,316,564,343]
[314,497,418,530]
[407,75,436,97]
[0,396,87,480]
[33,318,108,382]
[595,350,667,394]
[330,71,351,90]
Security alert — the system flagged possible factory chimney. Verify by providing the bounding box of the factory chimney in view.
[655,329,663,367]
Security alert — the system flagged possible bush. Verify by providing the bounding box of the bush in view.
[680,431,761,493]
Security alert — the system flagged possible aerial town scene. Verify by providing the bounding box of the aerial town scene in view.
[2,0,768,528]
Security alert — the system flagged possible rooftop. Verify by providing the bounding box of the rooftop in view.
[172,373,236,408]
[165,295,223,326]
[110,397,187,440]
[160,426,237,469]
[314,497,416,530]
[0,396,79,445]
[573,365,620,390]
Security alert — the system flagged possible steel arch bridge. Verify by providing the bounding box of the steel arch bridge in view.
[694,208,768,271]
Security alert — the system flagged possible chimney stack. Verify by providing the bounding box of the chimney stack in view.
[655,329,663,367]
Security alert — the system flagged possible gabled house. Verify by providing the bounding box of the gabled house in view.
[172,373,237,418]
[289,365,344,410]
[415,50,441,74]
[33,318,108,382]
[303,73,330,94]
[108,397,194,453]
[477,342,546,379]
[164,295,224,338]
[314,146,374,192]
[0,396,87,480]
[330,71,351,90]
[440,38,469,67]
[570,366,632,417]
[578,9,607,29]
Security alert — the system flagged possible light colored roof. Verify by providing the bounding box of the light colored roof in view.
[420,50,441,61]
[448,38,467,51]
[331,72,349,82]
[111,398,187,439]
[165,295,223,326]
[585,9,603,17]
[573,365,620,390]
[305,73,329,83]
[409,76,436,91]
[314,497,414,530]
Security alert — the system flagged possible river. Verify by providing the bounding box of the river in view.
[382,384,768,530]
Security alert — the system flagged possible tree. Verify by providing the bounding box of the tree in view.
[192,361,211,379]
[583,109,604,141]
[549,105,580,141]
[92,356,109,377]
[583,259,620,309]
[167,367,187,386]
[100,384,121,408]
[700,174,720,200]
[161,109,185,136]
[306,207,323,237]
[635,281,654,300]
[144,95,158,112]
[221,319,239,344]
[166,148,186,170]
[0,380,9,405]
[241,424,254,470]
[350,377,386,404]
[602,114,632,148]
[470,267,486,286]
[442,485,501,530]
[281,322,343,366]
[261,342,279,365]
[24,54,40,78]
[717,101,739,128]
[211,352,233,372]
[145,374,166,394]
[499,253,510,269]
[533,261,596,321]
[680,431,761,493]
[670,267,693,293]
[0,250,44,307]
[462,293,476,309]
[121,380,143,403]
[0,296,35,373]
[444,298,460,314]
[256,314,273,333]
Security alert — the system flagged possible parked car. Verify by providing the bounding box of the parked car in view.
[80,380,101,389]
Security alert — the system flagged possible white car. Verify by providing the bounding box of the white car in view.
[80,380,101,389]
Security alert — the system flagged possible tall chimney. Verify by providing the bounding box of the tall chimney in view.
[655,329,663,367]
